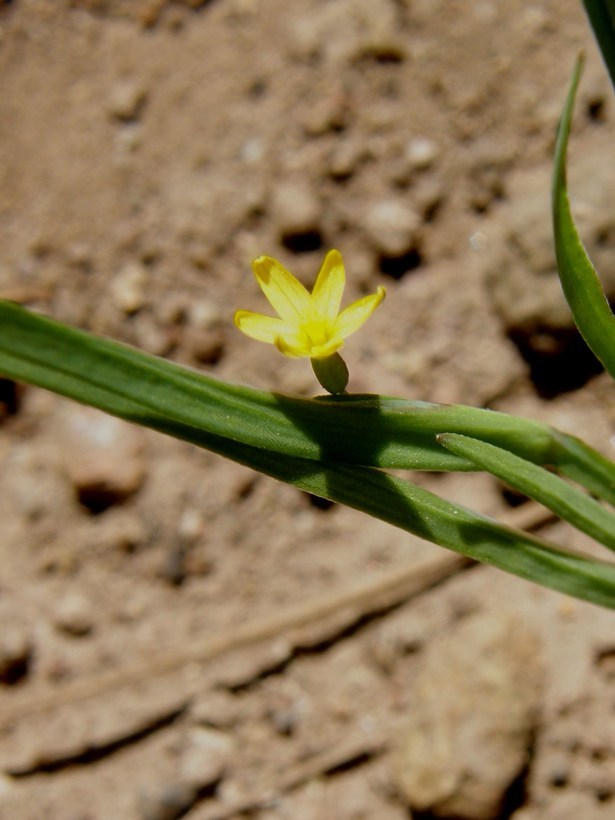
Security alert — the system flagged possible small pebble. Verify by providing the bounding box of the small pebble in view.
[184,326,225,365]
[0,773,16,798]
[0,620,34,684]
[328,137,366,180]
[178,728,235,790]
[413,176,444,221]
[301,92,350,135]
[134,315,172,356]
[239,138,266,165]
[65,241,93,270]
[138,782,197,820]
[94,508,147,554]
[60,405,147,512]
[156,294,187,326]
[270,181,322,242]
[393,614,542,817]
[190,691,239,729]
[159,545,187,587]
[114,124,142,154]
[188,300,221,330]
[268,704,298,736]
[108,80,147,122]
[183,547,212,577]
[362,198,421,257]
[111,262,148,314]
[178,508,205,543]
[405,136,439,171]
[52,592,95,637]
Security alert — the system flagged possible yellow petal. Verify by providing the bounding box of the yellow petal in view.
[275,332,344,360]
[274,334,312,358]
[234,310,295,344]
[310,249,345,322]
[309,338,345,359]
[252,256,312,323]
[332,286,386,340]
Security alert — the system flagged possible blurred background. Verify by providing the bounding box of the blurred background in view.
[0,1,614,818]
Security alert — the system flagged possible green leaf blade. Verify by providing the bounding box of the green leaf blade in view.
[207,434,615,610]
[582,0,615,91]
[438,433,615,553]
[1,299,614,505]
[2,299,615,607]
[552,54,615,379]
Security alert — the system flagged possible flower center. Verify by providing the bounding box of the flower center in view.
[302,318,333,349]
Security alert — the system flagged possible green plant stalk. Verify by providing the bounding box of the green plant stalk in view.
[438,433,615,552]
[1,300,613,504]
[552,53,615,379]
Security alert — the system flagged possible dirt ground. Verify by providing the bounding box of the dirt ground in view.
[0,1,614,818]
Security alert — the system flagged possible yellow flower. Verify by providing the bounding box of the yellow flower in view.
[234,250,385,360]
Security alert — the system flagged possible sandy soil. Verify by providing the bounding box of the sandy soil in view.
[0,1,614,818]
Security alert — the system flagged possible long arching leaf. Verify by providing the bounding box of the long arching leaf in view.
[552,54,615,379]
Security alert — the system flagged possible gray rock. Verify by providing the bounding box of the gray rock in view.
[393,613,543,819]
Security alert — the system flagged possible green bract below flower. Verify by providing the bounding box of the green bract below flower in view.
[234,250,386,360]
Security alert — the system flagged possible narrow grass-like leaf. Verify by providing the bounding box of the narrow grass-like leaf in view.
[438,433,615,552]
[582,0,615,90]
[548,429,615,506]
[181,429,615,609]
[552,54,615,379]
[1,300,615,606]
[1,300,614,504]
